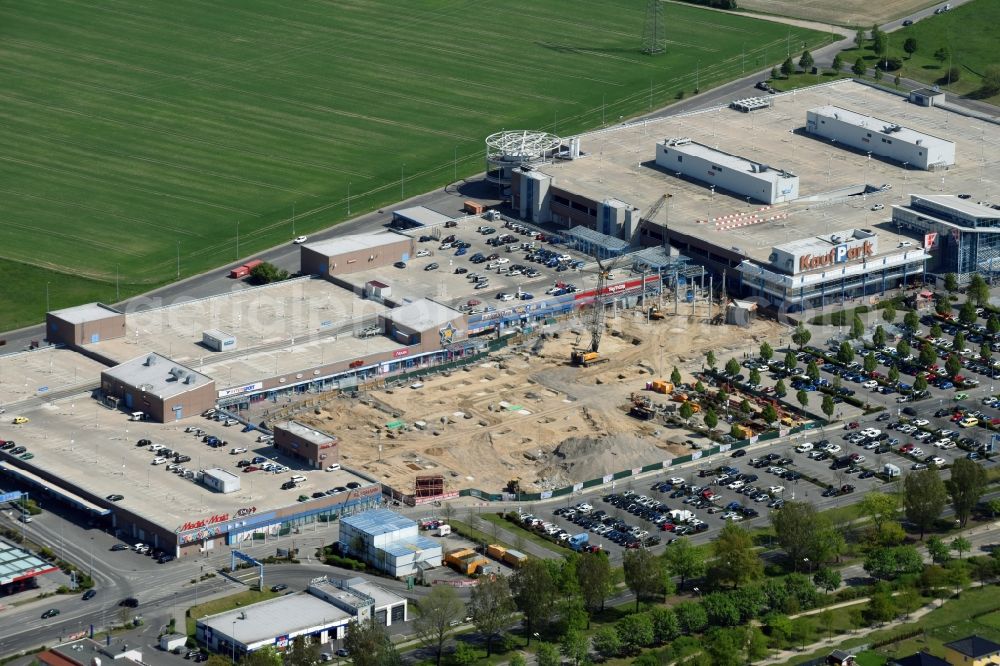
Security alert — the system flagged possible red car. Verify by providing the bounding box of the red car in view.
[242,465,259,473]
[844,422,860,430]
[660,523,676,532]
[900,444,915,454]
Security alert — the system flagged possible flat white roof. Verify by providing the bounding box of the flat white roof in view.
[387,299,460,332]
[275,420,336,446]
[49,302,121,324]
[809,105,954,150]
[660,139,792,183]
[199,594,350,644]
[774,228,875,253]
[102,353,212,399]
[304,232,408,257]
[392,206,454,226]
[911,194,999,218]
[203,468,239,482]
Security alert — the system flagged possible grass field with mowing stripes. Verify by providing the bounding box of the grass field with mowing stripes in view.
[0,0,834,329]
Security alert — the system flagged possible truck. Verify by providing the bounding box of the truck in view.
[883,463,901,478]
[571,350,608,367]
[502,549,528,568]
[670,509,694,523]
[486,544,507,560]
[434,524,451,537]
[569,533,589,551]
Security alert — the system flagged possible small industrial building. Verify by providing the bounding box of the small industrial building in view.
[380,299,466,349]
[892,195,1000,282]
[390,206,455,228]
[100,353,216,422]
[300,233,414,278]
[196,576,406,656]
[805,105,956,170]
[942,635,1000,666]
[37,638,144,666]
[46,303,125,347]
[737,228,928,311]
[272,421,338,469]
[339,509,442,578]
[0,539,60,596]
[655,138,799,204]
[202,329,236,352]
[200,468,240,494]
[909,88,946,107]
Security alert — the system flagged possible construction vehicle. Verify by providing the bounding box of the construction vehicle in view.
[630,403,656,420]
[571,349,609,367]
[570,253,622,366]
[647,306,665,320]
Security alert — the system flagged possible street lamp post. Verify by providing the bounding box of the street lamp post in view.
[401,164,405,200]
[176,241,180,279]
[235,220,240,260]
[45,281,50,314]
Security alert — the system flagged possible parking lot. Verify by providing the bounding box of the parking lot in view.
[343,217,603,311]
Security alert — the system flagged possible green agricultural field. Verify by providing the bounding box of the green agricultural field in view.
[0,0,834,329]
[865,0,1000,101]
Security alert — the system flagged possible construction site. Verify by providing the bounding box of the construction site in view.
[297,299,783,495]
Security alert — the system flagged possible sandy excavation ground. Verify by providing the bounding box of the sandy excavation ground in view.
[300,307,783,494]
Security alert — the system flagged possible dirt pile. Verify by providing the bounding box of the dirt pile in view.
[538,434,671,487]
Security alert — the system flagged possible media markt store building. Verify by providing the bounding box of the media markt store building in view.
[737,228,927,312]
[175,485,383,556]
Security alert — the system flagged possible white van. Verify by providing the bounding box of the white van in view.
[129,411,146,422]
[795,442,814,453]
[290,475,307,484]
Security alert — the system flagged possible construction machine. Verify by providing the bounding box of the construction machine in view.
[570,349,609,367]
[647,306,665,320]
[570,253,622,366]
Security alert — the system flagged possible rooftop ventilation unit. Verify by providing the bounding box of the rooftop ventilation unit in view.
[184,375,196,385]
[144,355,156,366]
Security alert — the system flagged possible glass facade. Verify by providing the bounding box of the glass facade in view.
[892,198,1000,281]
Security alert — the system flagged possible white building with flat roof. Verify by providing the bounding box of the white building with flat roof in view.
[655,138,799,204]
[805,105,955,170]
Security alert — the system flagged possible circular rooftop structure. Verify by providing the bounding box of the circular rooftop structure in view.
[485,130,561,192]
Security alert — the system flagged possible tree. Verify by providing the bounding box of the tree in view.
[451,642,477,666]
[591,626,621,660]
[927,536,951,564]
[888,366,900,385]
[703,408,719,430]
[740,398,752,415]
[796,389,809,409]
[799,50,814,71]
[469,575,515,656]
[952,536,972,560]
[671,366,683,385]
[771,501,832,569]
[853,57,866,76]
[919,342,937,368]
[947,560,972,595]
[286,639,317,666]
[792,324,811,349]
[730,424,747,440]
[832,53,844,72]
[725,358,740,376]
[414,586,464,666]
[851,314,865,340]
[703,592,740,627]
[790,616,813,650]
[623,548,665,609]
[536,642,559,666]
[854,27,866,49]
[706,350,717,370]
[248,261,290,285]
[511,559,557,645]
[679,401,695,421]
[749,368,762,386]
[838,341,855,364]
[781,57,795,77]
[946,354,962,378]
[904,468,948,539]
[650,606,681,643]
[944,271,958,292]
[806,360,820,382]
[662,539,705,590]
[770,66,780,81]
[760,342,774,362]
[242,647,283,666]
[953,330,967,352]
[694,380,705,394]
[762,403,779,425]
[675,600,708,634]
[914,374,929,393]
[937,298,953,317]
[960,299,978,325]
[560,630,588,666]
[713,521,762,588]
[904,310,920,331]
[508,654,526,666]
[969,273,990,306]
[814,567,841,593]
[947,458,988,527]
[903,37,918,58]
[864,593,896,625]
[945,66,961,84]
[930,322,944,339]
[864,352,878,374]
[991,317,1000,336]
[704,628,741,666]
[872,26,887,56]
[874,324,887,348]
[982,343,993,362]
[616,613,655,655]
[860,492,900,543]
[576,552,612,623]
[784,350,797,371]
[774,379,787,398]
[343,620,399,666]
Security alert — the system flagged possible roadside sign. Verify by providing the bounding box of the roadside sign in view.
[0,491,23,503]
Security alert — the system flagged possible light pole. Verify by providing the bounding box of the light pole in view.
[348,181,351,216]
[454,146,458,182]
[235,220,240,260]
[401,164,405,200]
[45,281,50,314]
[292,202,296,237]
[176,241,181,279]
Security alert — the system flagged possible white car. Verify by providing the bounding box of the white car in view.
[768,486,784,494]
[795,443,813,453]
[576,503,593,513]
[861,428,881,439]
[911,447,925,457]
[913,419,930,427]
[293,236,308,244]
[325,464,342,472]
[230,447,247,455]
[495,257,510,264]
[669,477,685,485]
[930,457,946,466]
[151,457,167,465]
[863,380,879,389]
[871,204,884,212]
[497,293,515,302]
[728,480,745,490]
[415,249,431,257]
[825,443,842,454]
[939,442,957,450]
